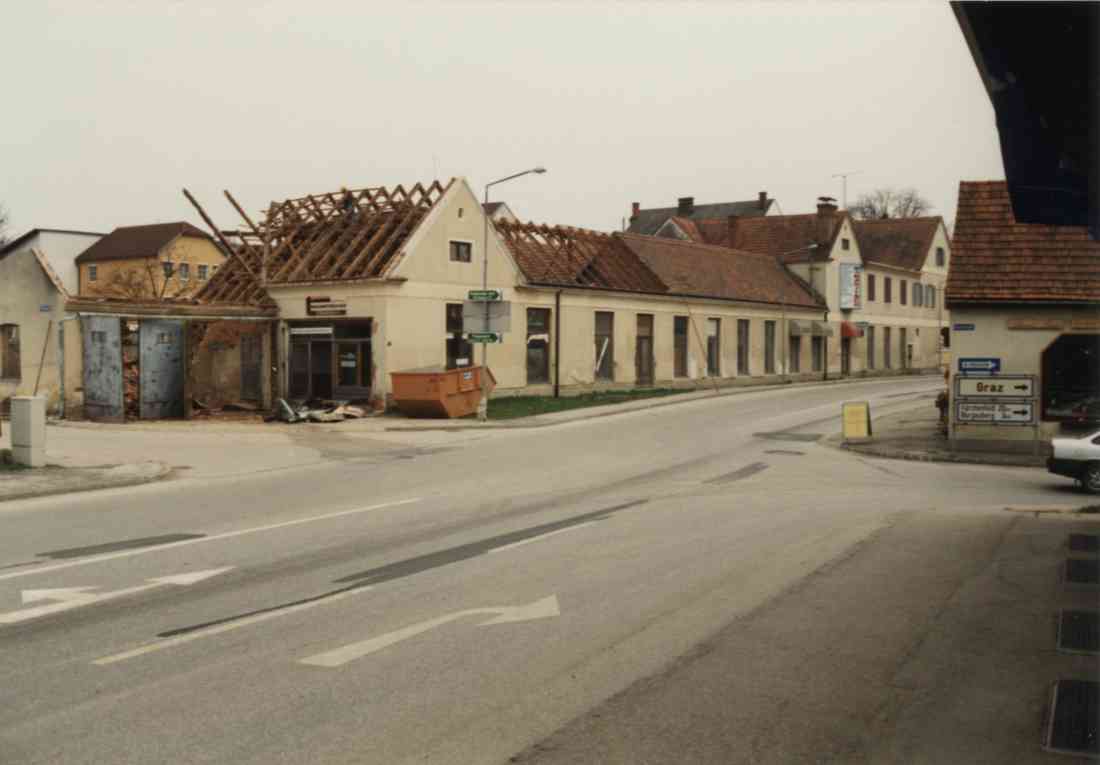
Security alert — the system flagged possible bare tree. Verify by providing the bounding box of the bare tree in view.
[849,187,933,219]
[88,240,203,300]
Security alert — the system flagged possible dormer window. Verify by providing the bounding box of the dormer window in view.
[841,238,850,251]
[936,247,945,267]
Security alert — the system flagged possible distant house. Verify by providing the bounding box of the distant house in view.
[75,222,225,299]
[626,192,775,238]
[947,180,1100,453]
[0,228,103,412]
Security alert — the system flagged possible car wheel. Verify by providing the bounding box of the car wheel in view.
[1085,463,1100,495]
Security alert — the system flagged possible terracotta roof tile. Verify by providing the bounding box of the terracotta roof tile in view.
[852,217,942,272]
[686,212,843,262]
[622,235,822,309]
[947,181,1100,304]
[495,221,667,294]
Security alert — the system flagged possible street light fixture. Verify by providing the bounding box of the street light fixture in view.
[478,167,547,421]
[778,242,819,382]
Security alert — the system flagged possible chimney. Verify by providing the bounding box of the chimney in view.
[816,195,838,246]
[727,215,739,247]
[758,191,768,210]
[677,196,694,216]
[816,196,838,216]
[630,202,640,220]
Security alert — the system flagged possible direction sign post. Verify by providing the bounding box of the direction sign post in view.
[468,332,502,344]
[955,375,1034,399]
[467,289,502,302]
[958,357,1001,375]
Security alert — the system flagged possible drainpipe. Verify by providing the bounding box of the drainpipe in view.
[57,314,80,419]
[822,308,829,382]
[553,290,562,398]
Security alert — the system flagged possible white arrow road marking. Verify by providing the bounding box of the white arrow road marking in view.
[299,594,560,668]
[22,587,98,604]
[0,498,421,583]
[94,585,374,666]
[487,522,598,554]
[0,567,233,626]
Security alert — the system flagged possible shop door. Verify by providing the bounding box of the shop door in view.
[139,319,185,419]
[841,338,851,377]
[635,314,654,385]
[82,316,124,422]
[240,334,263,401]
[310,341,333,400]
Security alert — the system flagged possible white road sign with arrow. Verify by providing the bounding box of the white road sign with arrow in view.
[0,568,234,625]
[299,594,561,668]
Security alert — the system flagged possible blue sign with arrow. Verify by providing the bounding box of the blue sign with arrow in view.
[958,357,1001,374]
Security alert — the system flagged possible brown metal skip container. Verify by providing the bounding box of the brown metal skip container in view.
[389,366,496,418]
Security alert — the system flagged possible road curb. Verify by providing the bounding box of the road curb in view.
[384,372,941,432]
[0,461,172,505]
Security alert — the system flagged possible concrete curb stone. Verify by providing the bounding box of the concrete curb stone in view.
[0,461,171,505]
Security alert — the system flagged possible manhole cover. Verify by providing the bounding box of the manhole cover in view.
[1066,558,1100,586]
[1058,610,1100,654]
[1045,679,1099,756]
[1069,534,1100,554]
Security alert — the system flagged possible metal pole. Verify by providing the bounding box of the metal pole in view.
[478,185,490,421]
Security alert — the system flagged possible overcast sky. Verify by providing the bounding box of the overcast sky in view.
[2,1,1005,239]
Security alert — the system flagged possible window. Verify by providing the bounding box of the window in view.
[900,327,908,368]
[884,277,892,303]
[940,327,950,350]
[927,285,935,308]
[842,238,850,251]
[179,263,190,281]
[198,264,209,280]
[900,279,907,305]
[737,319,750,375]
[867,274,876,301]
[673,316,689,378]
[0,325,20,380]
[88,264,98,282]
[936,247,945,267]
[162,262,174,278]
[789,335,801,373]
[764,320,776,374]
[445,303,473,370]
[867,325,875,369]
[449,241,472,263]
[527,308,551,384]
[811,336,824,372]
[706,319,721,376]
[595,311,614,380]
[913,283,922,307]
[884,327,892,368]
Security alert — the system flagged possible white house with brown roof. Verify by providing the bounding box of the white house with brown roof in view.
[0,228,103,412]
[947,180,1100,453]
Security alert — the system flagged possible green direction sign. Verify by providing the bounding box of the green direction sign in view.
[468,332,502,343]
[467,289,502,302]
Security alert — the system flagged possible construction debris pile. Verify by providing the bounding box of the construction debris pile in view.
[272,399,370,424]
[122,321,141,419]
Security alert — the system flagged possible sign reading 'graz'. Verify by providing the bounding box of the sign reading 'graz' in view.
[955,375,1034,398]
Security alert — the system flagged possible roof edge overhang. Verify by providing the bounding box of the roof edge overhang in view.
[65,297,277,319]
[521,281,823,311]
[946,297,1100,309]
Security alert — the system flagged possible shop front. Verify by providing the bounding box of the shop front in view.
[287,319,373,402]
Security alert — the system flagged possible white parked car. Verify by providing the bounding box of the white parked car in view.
[1048,428,1100,493]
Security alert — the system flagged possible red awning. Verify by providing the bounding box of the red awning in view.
[841,321,864,338]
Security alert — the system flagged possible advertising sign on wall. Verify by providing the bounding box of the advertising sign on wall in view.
[838,263,862,310]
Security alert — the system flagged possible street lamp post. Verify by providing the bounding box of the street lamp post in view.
[478,166,546,421]
[778,243,819,382]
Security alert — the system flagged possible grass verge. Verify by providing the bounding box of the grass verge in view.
[486,388,690,420]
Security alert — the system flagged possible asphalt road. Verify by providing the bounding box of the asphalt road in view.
[0,377,1083,764]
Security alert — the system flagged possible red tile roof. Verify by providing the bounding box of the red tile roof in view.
[622,235,823,309]
[948,181,1100,304]
[853,217,943,273]
[685,212,845,263]
[495,221,667,294]
[75,222,212,264]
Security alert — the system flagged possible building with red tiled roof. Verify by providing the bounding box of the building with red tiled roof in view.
[946,180,1100,453]
[647,196,952,378]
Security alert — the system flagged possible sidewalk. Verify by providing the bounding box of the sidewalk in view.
[834,405,1047,467]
